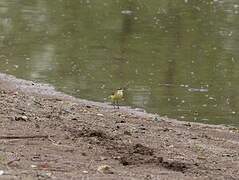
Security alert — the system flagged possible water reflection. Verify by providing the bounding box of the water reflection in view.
[0,0,239,126]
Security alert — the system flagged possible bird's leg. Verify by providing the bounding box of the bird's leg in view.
[116,100,119,109]
[113,101,116,109]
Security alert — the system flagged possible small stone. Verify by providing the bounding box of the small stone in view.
[15,115,28,121]
[81,152,87,156]
[31,165,37,168]
[113,156,121,160]
[97,165,113,174]
[139,127,146,131]
[184,123,192,127]
[116,120,125,123]
[96,113,104,117]
[100,156,108,161]
[0,170,4,176]
[36,172,52,179]
[154,116,161,122]
[35,123,40,128]
[135,108,145,112]
[13,91,19,95]
[124,131,132,136]
[191,136,198,139]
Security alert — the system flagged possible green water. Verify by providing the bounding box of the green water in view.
[0,0,239,126]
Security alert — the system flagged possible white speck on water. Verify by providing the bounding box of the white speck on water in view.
[121,10,133,15]
[188,88,208,92]
[101,84,105,89]
[209,97,215,100]
[180,84,189,88]
[195,6,201,11]
[234,4,239,8]
[228,31,233,36]
[135,69,138,74]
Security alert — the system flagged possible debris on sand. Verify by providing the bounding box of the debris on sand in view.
[97,165,114,174]
[14,115,28,121]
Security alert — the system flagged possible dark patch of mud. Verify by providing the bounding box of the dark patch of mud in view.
[66,126,110,140]
[65,126,190,173]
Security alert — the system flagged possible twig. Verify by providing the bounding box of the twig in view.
[87,159,93,169]
[37,168,69,172]
[0,135,53,140]
[47,136,75,149]
[7,158,20,165]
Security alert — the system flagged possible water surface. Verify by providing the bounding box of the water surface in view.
[0,0,239,126]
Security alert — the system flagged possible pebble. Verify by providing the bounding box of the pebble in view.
[116,120,125,123]
[15,115,28,121]
[82,170,88,174]
[0,170,4,175]
[124,131,132,136]
[96,113,104,117]
[135,108,145,112]
[31,165,37,168]
[97,165,113,174]
[154,116,161,122]
[100,156,108,161]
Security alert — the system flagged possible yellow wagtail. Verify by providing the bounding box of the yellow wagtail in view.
[109,88,124,109]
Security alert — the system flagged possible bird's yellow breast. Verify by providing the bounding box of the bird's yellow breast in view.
[115,90,123,98]
[110,90,124,101]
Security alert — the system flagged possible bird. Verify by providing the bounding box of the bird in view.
[109,88,124,109]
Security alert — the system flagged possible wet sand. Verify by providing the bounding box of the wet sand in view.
[0,73,238,180]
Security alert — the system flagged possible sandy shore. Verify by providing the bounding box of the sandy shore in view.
[0,73,238,180]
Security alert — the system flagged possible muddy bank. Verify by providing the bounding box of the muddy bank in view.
[0,73,239,180]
